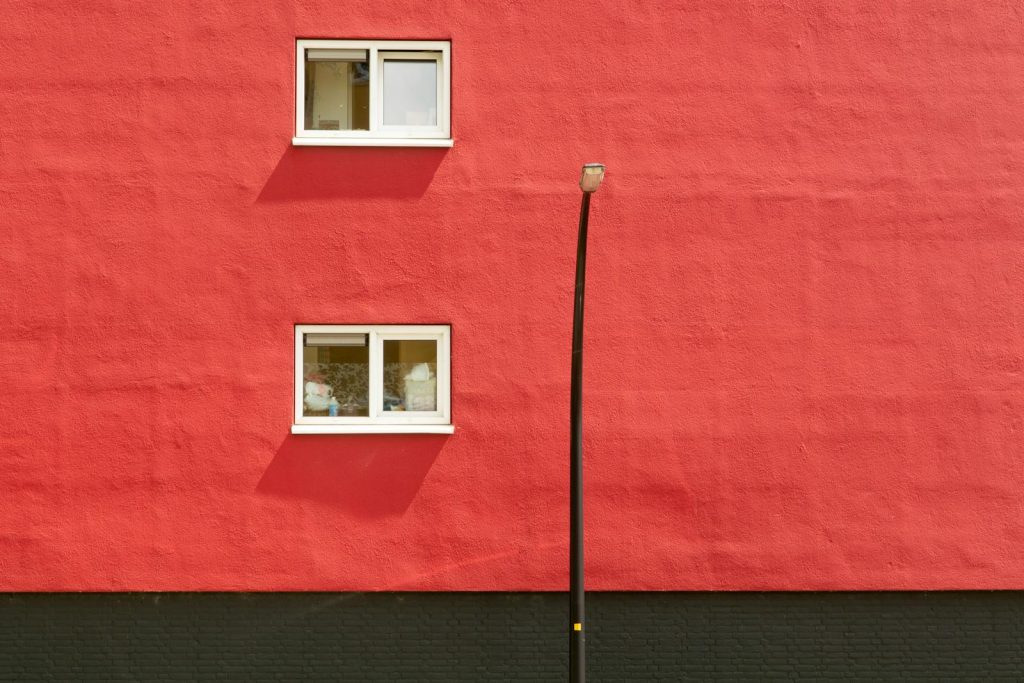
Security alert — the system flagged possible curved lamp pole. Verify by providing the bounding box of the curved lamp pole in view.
[570,162,605,683]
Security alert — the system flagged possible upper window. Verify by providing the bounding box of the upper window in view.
[293,325,452,434]
[294,40,452,147]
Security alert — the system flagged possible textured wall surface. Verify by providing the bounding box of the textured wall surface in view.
[1,3,1023,590]
[1,592,1023,680]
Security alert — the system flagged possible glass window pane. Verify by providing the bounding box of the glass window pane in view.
[304,51,369,131]
[382,59,437,126]
[303,334,369,416]
[383,340,437,412]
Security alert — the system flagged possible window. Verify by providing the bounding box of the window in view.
[293,325,452,434]
[294,40,452,147]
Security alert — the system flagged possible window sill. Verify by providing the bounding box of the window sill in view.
[291,424,455,435]
[292,137,454,148]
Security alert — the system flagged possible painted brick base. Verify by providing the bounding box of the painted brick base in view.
[0,592,1020,680]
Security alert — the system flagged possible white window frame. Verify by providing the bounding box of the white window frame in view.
[292,324,453,435]
[294,39,452,148]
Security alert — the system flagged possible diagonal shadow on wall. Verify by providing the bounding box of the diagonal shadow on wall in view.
[257,146,448,202]
[257,435,447,518]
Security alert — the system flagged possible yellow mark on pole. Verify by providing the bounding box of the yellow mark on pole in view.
[573,623,582,631]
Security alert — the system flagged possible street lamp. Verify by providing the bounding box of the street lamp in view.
[570,162,605,683]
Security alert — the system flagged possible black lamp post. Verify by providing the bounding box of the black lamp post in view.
[570,162,605,683]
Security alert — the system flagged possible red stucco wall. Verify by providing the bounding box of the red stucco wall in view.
[2,2,1023,590]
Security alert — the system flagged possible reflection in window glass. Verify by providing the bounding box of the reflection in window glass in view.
[303,334,369,416]
[304,51,370,131]
[382,60,437,126]
[383,339,437,412]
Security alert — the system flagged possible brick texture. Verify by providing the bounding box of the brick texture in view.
[0,592,1021,680]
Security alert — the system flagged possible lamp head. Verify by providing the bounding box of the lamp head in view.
[579,163,605,193]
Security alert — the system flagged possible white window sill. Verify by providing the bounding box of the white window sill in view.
[291,424,455,435]
[292,137,454,148]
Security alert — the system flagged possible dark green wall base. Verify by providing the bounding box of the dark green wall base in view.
[0,592,1021,680]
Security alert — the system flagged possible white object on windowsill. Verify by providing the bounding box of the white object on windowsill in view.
[403,363,437,412]
[303,381,333,412]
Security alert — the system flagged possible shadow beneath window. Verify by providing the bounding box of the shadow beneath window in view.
[257,434,447,517]
[257,145,448,202]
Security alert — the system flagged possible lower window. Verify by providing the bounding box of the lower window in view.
[293,325,452,434]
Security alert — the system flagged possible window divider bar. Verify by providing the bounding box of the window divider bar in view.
[368,46,380,133]
[295,42,305,139]
[439,332,451,421]
[294,326,305,424]
[368,330,382,420]
[442,43,451,137]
